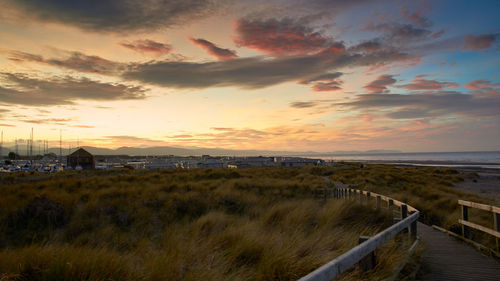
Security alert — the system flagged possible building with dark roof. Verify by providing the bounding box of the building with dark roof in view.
[67,148,95,170]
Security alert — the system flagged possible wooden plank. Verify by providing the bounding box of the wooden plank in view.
[459,219,500,239]
[458,200,500,214]
[432,225,500,258]
[421,223,500,281]
[298,211,419,281]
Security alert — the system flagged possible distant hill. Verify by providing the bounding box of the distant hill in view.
[1,145,402,157]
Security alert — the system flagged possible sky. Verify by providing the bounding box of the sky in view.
[0,0,499,153]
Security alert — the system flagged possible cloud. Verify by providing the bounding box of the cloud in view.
[0,124,15,127]
[104,135,161,142]
[363,75,396,93]
[8,51,124,75]
[123,46,407,90]
[71,125,96,128]
[463,33,500,51]
[22,118,73,125]
[290,101,318,108]
[299,72,343,91]
[120,40,172,55]
[95,135,169,147]
[299,72,342,84]
[339,90,500,119]
[233,18,344,56]
[465,79,500,90]
[0,73,147,106]
[123,55,330,89]
[188,37,237,60]
[8,42,407,91]
[365,22,432,40]
[311,81,343,92]
[349,40,384,53]
[431,29,445,39]
[401,8,431,27]
[398,78,459,91]
[3,0,217,33]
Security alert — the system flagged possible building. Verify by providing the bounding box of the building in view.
[67,148,95,170]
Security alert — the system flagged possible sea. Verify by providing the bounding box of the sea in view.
[308,151,500,169]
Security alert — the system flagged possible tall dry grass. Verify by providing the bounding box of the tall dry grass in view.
[0,167,398,281]
[330,163,498,248]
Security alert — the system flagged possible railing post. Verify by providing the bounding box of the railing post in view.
[494,212,500,252]
[410,211,417,238]
[366,192,371,206]
[376,195,381,209]
[388,199,394,209]
[359,190,363,204]
[462,205,469,239]
[401,204,408,233]
[358,236,376,271]
[401,204,408,219]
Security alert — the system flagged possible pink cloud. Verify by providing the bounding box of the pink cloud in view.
[463,33,499,51]
[465,79,500,90]
[311,81,342,92]
[120,40,172,55]
[399,78,459,90]
[431,29,445,39]
[233,18,344,56]
[363,75,397,93]
[299,72,343,92]
[188,37,237,60]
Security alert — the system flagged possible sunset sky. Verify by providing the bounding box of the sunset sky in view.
[0,0,499,152]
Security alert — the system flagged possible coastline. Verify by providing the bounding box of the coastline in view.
[353,161,500,204]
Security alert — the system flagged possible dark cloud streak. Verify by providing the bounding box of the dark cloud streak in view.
[188,37,237,60]
[0,73,147,106]
[120,40,172,55]
[3,0,218,33]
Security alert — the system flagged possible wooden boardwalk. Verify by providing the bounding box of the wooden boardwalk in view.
[418,222,500,280]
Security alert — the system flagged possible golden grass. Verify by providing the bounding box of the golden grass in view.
[0,167,396,281]
[329,163,498,248]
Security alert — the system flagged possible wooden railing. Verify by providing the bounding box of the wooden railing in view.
[300,187,419,281]
[458,199,500,252]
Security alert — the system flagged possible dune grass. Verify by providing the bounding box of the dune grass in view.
[329,163,498,248]
[0,167,400,281]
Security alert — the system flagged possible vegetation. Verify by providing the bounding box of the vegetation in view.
[329,163,497,247]
[0,167,397,281]
[1,163,494,280]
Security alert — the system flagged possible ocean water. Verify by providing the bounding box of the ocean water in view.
[311,151,500,169]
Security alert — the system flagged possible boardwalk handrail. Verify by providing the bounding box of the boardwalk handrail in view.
[299,187,419,281]
[458,199,500,251]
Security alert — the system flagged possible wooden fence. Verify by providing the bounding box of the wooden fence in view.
[458,199,500,252]
[300,187,419,281]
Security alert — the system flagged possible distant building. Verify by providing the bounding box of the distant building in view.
[276,157,323,167]
[67,148,95,170]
